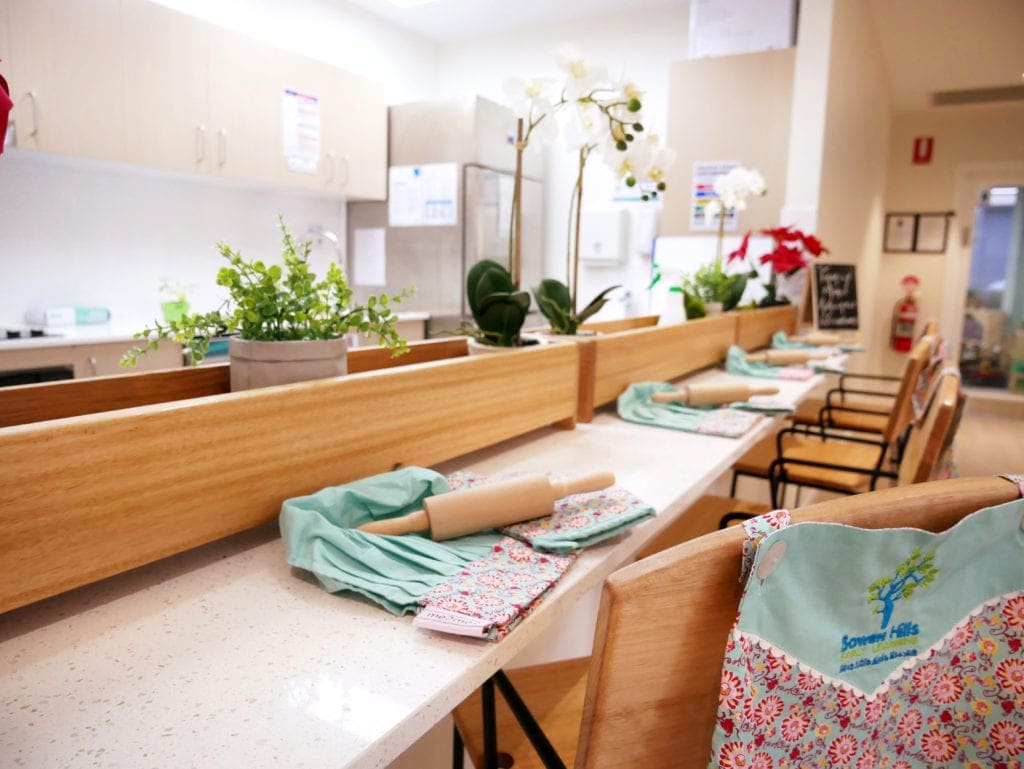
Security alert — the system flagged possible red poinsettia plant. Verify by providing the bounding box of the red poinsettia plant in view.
[727,225,829,306]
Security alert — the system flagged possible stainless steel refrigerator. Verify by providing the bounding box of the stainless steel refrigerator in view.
[347,96,544,336]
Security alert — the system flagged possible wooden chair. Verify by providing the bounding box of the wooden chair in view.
[452,476,1019,769]
[788,332,941,438]
[763,368,962,506]
[730,337,936,504]
[574,475,1021,769]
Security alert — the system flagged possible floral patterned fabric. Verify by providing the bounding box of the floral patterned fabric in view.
[739,509,791,581]
[447,470,655,553]
[709,497,1024,768]
[413,537,577,641]
[1002,474,1024,496]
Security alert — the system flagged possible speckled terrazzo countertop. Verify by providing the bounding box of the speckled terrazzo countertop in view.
[0,369,821,769]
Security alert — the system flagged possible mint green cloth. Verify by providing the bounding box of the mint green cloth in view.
[617,381,711,431]
[726,344,785,378]
[617,381,763,437]
[280,468,501,615]
[739,497,1024,694]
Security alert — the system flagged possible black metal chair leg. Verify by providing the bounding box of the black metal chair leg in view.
[482,676,497,769]
[493,670,567,769]
[452,723,464,769]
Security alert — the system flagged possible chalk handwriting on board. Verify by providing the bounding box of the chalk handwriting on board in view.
[815,264,859,330]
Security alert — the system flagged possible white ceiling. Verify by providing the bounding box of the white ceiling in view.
[343,0,1024,112]
[343,0,686,44]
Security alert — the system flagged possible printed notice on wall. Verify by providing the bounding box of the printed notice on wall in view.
[691,160,739,232]
[282,89,320,175]
[388,163,458,227]
[353,227,387,286]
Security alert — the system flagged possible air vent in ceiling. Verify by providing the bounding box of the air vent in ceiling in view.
[931,85,1024,107]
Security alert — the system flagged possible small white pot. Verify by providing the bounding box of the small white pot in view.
[466,334,547,356]
[228,337,348,391]
[703,301,725,317]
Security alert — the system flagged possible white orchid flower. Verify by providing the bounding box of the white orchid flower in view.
[502,77,555,122]
[564,100,604,149]
[703,199,723,226]
[556,43,610,100]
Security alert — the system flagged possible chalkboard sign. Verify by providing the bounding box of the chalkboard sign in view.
[813,263,859,330]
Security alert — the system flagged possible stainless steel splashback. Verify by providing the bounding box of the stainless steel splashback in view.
[347,96,545,329]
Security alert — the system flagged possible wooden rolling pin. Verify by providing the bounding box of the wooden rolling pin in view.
[357,472,615,540]
[788,331,857,346]
[650,383,779,406]
[746,349,830,365]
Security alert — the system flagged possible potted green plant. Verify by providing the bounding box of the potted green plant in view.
[122,216,412,389]
[678,165,766,319]
[461,259,533,351]
[505,45,674,337]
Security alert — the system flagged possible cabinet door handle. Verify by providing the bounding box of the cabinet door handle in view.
[217,129,228,168]
[26,90,39,138]
[325,151,336,184]
[195,124,206,164]
[339,153,350,188]
[88,357,98,377]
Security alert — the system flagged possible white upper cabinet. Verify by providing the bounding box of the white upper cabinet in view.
[0,1,10,76]
[331,69,387,200]
[7,0,124,161]
[206,24,286,184]
[121,0,211,174]
[7,0,386,198]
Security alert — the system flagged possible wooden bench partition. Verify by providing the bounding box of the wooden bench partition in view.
[0,342,576,614]
[734,305,798,350]
[579,315,659,334]
[573,315,738,422]
[0,337,468,428]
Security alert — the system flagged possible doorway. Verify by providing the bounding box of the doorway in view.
[960,185,1024,389]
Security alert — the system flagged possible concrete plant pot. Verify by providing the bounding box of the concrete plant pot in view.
[466,334,547,356]
[228,337,349,391]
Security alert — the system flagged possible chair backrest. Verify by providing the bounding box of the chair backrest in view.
[881,336,934,443]
[897,370,963,485]
[574,476,1021,769]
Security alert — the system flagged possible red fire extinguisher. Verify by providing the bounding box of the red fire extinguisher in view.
[891,274,920,352]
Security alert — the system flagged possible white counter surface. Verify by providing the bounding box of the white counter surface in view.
[0,367,819,769]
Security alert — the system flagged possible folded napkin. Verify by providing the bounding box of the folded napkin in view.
[280,467,501,616]
[413,537,577,641]
[725,345,815,381]
[618,381,764,438]
[812,355,848,374]
[447,470,656,553]
[730,395,796,414]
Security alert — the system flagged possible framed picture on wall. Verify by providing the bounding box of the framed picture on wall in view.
[883,213,915,252]
[914,213,950,253]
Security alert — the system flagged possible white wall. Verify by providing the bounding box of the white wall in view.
[814,0,892,371]
[0,152,345,328]
[436,2,689,316]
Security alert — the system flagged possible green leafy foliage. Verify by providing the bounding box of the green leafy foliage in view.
[866,548,938,630]
[679,260,748,319]
[463,259,531,347]
[122,216,413,365]
[532,279,619,335]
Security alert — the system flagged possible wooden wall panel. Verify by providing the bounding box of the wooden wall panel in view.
[734,305,798,351]
[590,316,738,408]
[0,337,468,428]
[0,343,576,614]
